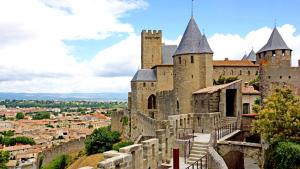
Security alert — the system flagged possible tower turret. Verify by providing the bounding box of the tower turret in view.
[173,17,213,114]
[256,27,292,66]
[141,30,162,69]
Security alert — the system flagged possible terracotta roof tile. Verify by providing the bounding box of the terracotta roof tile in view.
[213,60,259,67]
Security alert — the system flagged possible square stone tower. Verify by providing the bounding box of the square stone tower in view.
[141,30,162,69]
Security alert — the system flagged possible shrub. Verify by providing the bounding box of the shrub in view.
[42,154,71,169]
[265,141,300,169]
[84,126,120,155]
[16,112,25,120]
[213,76,238,85]
[112,140,134,151]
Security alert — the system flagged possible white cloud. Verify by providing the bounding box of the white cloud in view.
[208,24,300,66]
[0,0,146,93]
[0,0,299,93]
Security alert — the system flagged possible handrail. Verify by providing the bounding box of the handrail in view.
[185,154,208,169]
[215,121,238,140]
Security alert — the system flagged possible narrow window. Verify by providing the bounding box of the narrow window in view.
[176,100,179,110]
[143,82,146,87]
[240,70,242,75]
[268,76,271,79]
[288,76,291,79]
[191,55,194,63]
[231,70,234,75]
[256,71,258,75]
[179,57,181,64]
[280,76,282,79]
[248,71,251,75]
[191,74,193,78]
[282,50,285,56]
[272,50,276,57]
[151,82,154,87]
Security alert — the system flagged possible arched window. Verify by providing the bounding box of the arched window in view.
[148,94,156,109]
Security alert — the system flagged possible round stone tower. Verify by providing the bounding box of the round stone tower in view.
[256,27,292,67]
[173,17,213,114]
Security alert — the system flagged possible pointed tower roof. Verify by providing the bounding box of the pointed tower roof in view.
[257,27,291,53]
[241,53,248,60]
[174,17,202,56]
[246,50,256,62]
[199,34,213,53]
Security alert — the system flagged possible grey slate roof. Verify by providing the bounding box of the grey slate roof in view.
[199,34,213,53]
[131,69,156,82]
[174,17,202,56]
[257,27,291,53]
[246,50,256,62]
[162,45,177,64]
[241,54,248,60]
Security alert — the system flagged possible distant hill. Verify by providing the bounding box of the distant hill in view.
[0,93,127,101]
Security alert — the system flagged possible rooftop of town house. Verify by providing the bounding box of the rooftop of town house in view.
[193,80,242,94]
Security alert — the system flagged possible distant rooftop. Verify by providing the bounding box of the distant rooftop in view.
[213,60,259,67]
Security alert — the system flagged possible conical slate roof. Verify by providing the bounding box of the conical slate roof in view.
[174,17,202,56]
[257,27,291,53]
[241,53,248,60]
[199,34,213,53]
[246,50,256,62]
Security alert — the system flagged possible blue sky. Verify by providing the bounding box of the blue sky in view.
[0,0,300,93]
[66,0,300,61]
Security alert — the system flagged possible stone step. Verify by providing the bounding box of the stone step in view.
[192,145,208,148]
[190,149,207,154]
[192,148,208,152]
[189,153,206,158]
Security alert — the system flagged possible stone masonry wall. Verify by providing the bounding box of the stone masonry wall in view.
[213,66,258,83]
[98,138,160,169]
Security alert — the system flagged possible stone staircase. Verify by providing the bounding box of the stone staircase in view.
[186,141,209,165]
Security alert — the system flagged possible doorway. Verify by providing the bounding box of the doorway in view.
[226,89,236,117]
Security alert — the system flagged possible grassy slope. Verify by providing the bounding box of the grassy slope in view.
[67,153,104,169]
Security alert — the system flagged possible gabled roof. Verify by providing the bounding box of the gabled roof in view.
[174,17,202,56]
[199,34,213,53]
[257,27,291,53]
[162,45,177,64]
[246,50,256,62]
[131,69,156,82]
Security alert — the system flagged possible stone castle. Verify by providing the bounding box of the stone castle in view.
[98,16,300,169]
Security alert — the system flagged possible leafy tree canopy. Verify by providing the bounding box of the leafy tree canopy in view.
[84,126,120,155]
[16,112,25,120]
[252,88,300,143]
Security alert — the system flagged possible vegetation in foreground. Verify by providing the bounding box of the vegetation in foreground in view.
[0,151,9,169]
[252,88,300,169]
[84,126,121,155]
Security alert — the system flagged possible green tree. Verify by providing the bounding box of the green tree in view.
[16,112,25,120]
[252,88,300,143]
[32,112,50,120]
[0,150,9,169]
[112,140,133,151]
[84,126,121,155]
[42,154,70,169]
